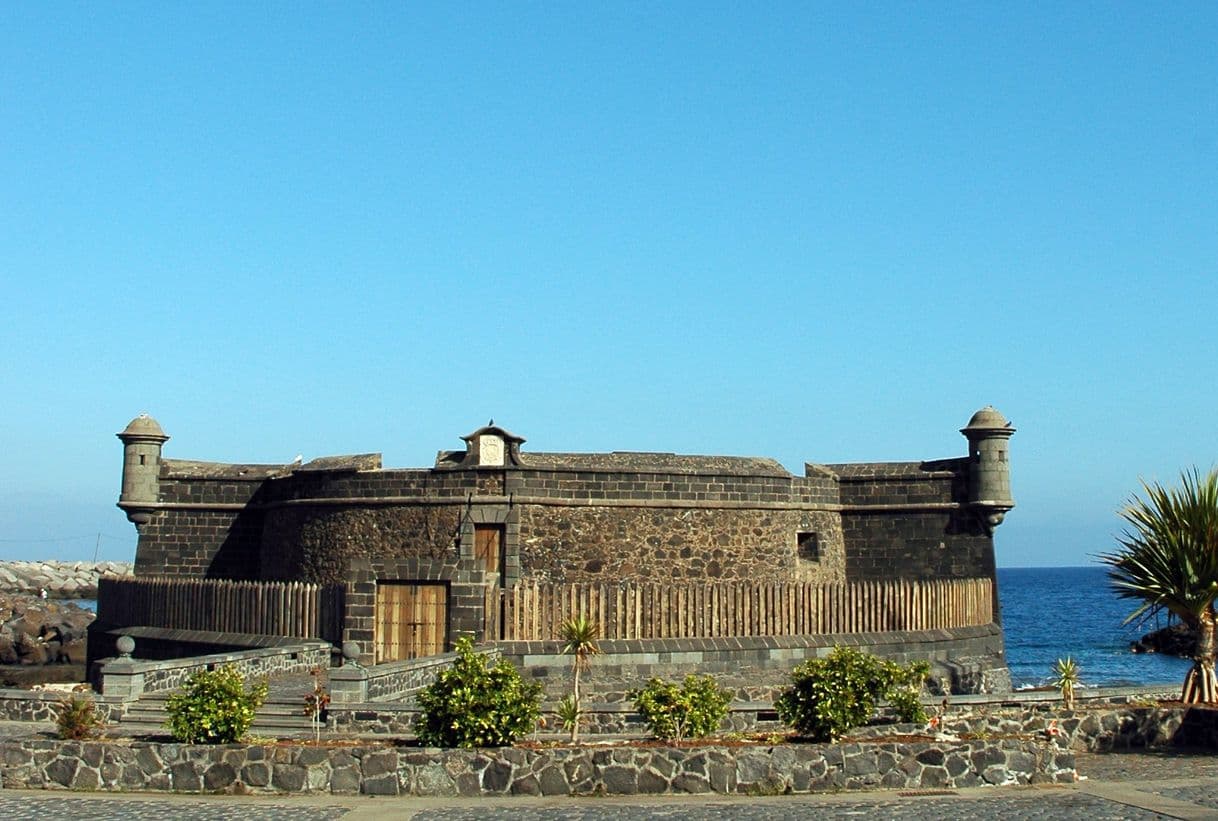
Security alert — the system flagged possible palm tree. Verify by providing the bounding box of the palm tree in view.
[558,614,600,741]
[1099,467,1218,703]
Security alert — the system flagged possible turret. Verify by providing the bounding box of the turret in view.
[117,413,169,526]
[960,406,1015,532]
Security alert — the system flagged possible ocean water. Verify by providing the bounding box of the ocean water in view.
[999,565,1192,690]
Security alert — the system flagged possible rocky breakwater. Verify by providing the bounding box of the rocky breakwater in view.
[0,594,93,667]
[0,560,132,599]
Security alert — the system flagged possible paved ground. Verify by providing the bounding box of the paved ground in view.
[4,750,1218,819]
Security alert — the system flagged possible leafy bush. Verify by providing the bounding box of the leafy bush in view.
[774,647,930,741]
[886,660,931,723]
[556,693,582,736]
[631,674,732,740]
[56,695,105,740]
[415,636,542,748]
[165,665,268,744]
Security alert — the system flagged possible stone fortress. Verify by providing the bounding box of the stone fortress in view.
[109,407,1016,694]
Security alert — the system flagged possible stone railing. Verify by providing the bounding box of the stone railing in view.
[0,690,128,724]
[98,639,331,699]
[0,736,1075,795]
[329,647,501,705]
[0,561,132,598]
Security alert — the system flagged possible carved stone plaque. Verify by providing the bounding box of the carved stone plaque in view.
[479,434,504,466]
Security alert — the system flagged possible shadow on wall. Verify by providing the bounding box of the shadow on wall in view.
[206,503,266,580]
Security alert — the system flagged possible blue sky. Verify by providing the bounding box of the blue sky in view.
[1,3,1215,568]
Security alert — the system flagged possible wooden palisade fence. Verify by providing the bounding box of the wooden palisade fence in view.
[97,576,345,646]
[499,577,993,642]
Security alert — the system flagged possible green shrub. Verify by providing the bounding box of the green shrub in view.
[631,674,732,740]
[165,666,268,744]
[774,647,929,741]
[556,693,582,736]
[886,660,931,723]
[415,636,542,748]
[56,695,105,740]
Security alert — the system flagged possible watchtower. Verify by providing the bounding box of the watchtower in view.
[116,413,169,526]
[960,406,1015,532]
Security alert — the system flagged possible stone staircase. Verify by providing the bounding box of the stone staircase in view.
[115,672,322,739]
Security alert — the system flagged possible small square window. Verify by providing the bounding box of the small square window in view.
[797,531,819,562]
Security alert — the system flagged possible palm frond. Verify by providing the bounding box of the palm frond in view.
[1098,467,1218,628]
[559,615,601,670]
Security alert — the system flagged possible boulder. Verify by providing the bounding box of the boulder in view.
[1132,622,1195,657]
[0,629,16,664]
[0,595,95,668]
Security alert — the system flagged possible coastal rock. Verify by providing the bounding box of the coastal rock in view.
[1132,622,1195,657]
[0,594,94,667]
[0,560,133,598]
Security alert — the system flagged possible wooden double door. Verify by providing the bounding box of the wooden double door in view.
[375,581,448,662]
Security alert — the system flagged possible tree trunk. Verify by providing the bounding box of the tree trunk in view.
[571,662,581,743]
[1182,611,1218,703]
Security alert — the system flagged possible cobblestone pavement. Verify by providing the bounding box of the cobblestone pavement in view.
[1157,786,1218,813]
[410,791,1175,820]
[0,793,349,821]
[4,751,1218,820]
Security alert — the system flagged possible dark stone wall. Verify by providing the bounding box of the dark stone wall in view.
[516,506,844,584]
[834,460,995,581]
[841,511,995,580]
[509,470,838,505]
[134,458,998,586]
[262,469,475,503]
[260,504,463,585]
[132,477,265,579]
[255,465,849,586]
[499,623,1009,696]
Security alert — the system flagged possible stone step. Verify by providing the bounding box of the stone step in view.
[131,697,311,715]
[119,711,317,730]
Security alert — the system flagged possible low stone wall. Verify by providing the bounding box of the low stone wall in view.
[496,622,1010,697]
[328,696,1204,745]
[934,702,1218,752]
[330,648,501,705]
[329,699,782,737]
[0,689,128,723]
[0,561,132,598]
[0,736,1074,795]
[99,640,332,699]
